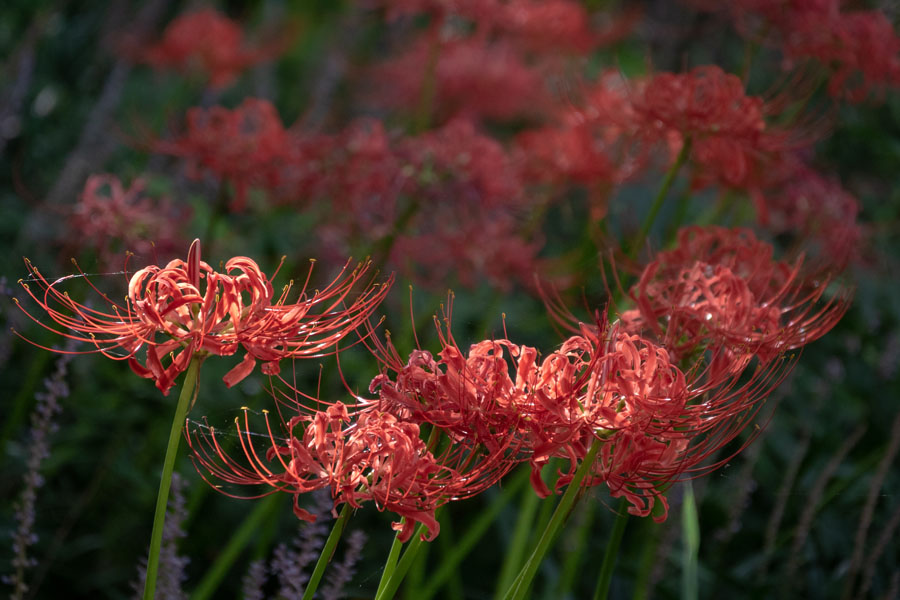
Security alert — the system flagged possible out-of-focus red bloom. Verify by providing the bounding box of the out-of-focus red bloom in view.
[689,1,900,103]
[634,66,765,142]
[627,66,814,193]
[782,9,900,102]
[498,0,598,53]
[16,240,392,394]
[375,0,634,55]
[67,174,189,269]
[301,118,541,291]
[516,71,644,192]
[619,226,850,365]
[756,166,861,269]
[375,0,501,22]
[155,98,291,211]
[141,8,287,88]
[392,119,540,290]
[369,35,549,123]
[517,66,784,201]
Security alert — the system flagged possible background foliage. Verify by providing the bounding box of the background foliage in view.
[1,1,899,599]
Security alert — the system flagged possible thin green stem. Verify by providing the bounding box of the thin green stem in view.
[414,28,441,133]
[405,533,431,600]
[592,498,630,600]
[143,358,200,600]
[557,500,596,597]
[375,525,405,597]
[420,468,530,600]
[630,137,693,259]
[631,519,662,600]
[502,438,604,600]
[375,523,429,600]
[681,481,700,600]
[302,503,352,600]
[435,516,464,600]
[493,483,541,599]
[191,494,281,600]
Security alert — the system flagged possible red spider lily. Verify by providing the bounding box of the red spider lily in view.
[629,66,824,194]
[619,226,851,366]
[376,0,502,22]
[15,240,392,395]
[368,35,549,123]
[295,118,541,291]
[66,174,189,269]
[391,119,540,290]
[518,317,793,520]
[693,1,900,103]
[154,98,292,212]
[363,304,535,482]
[634,66,765,142]
[188,398,505,542]
[366,317,532,459]
[783,9,900,102]
[515,71,646,199]
[497,0,598,54]
[756,166,861,270]
[140,8,289,88]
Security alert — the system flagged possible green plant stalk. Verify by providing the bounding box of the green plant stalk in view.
[557,499,596,597]
[631,519,662,600]
[435,516,464,600]
[630,136,693,259]
[191,493,280,600]
[375,523,429,600]
[375,525,405,597]
[494,484,541,599]
[420,467,530,600]
[681,481,700,600]
[143,357,200,600]
[502,438,604,600]
[302,503,352,600]
[405,533,431,600]
[592,498,630,600]
[414,28,440,133]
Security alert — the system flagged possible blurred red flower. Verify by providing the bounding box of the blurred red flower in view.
[67,174,189,269]
[155,99,292,211]
[141,8,288,88]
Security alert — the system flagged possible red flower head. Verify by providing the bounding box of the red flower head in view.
[620,226,850,366]
[516,71,646,198]
[16,240,392,394]
[367,316,531,456]
[519,316,792,520]
[498,0,598,54]
[634,66,765,142]
[155,98,292,212]
[365,301,534,481]
[189,398,491,542]
[690,2,900,103]
[757,165,861,270]
[369,35,549,123]
[392,119,541,290]
[141,8,287,88]
[67,174,189,269]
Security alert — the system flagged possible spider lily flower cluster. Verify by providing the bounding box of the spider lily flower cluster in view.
[15,240,392,394]
[186,226,849,539]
